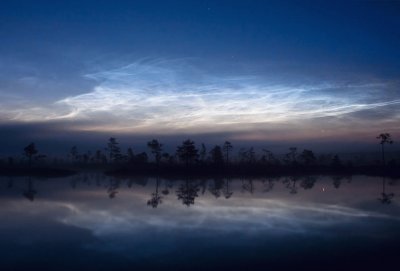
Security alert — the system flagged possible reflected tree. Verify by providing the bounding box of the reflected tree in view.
[176,179,200,207]
[283,176,299,194]
[378,177,394,204]
[262,177,276,192]
[223,178,233,199]
[107,177,120,198]
[208,177,224,198]
[23,177,37,201]
[241,178,254,194]
[162,180,172,195]
[300,176,317,190]
[147,177,162,208]
[331,176,344,189]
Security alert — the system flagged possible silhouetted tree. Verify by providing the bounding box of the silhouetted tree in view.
[106,137,122,162]
[82,151,90,164]
[261,149,277,165]
[176,179,200,206]
[147,178,162,208]
[94,149,105,164]
[210,145,224,166]
[176,139,198,167]
[318,153,333,166]
[222,141,233,164]
[127,148,134,163]
[161,152,171,163]
[331,155,342,168]
[199,143,207,162]
[376,133,393,166]
[134,152,148,164]
[24,142,38,167]
[69,146,79,163]
[285,147,298,165]
[299,149,316,165]
[247,147,256,163]
[147,139,163,165]
[238,147,256,164]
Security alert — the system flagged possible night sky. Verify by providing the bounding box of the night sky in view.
[0,0,399,154]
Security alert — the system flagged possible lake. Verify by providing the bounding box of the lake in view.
[0,174,399,270]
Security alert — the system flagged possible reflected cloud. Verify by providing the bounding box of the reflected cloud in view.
[55,198,397,237]
[0,174,399,264]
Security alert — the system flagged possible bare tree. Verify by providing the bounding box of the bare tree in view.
[147,139,163,166]
[210,145,224,165]
[376,133,393,166]
[24,143,38,167]
[199,143,207,162]
[222,141,233,164]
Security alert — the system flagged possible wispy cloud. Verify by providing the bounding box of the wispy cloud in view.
[1,58,399,134]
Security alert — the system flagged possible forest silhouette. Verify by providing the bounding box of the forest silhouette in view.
[0,133,399,178]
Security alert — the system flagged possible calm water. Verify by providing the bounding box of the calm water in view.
[0,174,399,270]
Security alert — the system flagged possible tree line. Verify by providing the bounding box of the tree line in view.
[0,133,397,176]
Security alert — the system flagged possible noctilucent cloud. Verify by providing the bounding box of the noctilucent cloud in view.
[0,1,399,150]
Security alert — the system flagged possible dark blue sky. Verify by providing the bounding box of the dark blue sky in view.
[0,0,399,154]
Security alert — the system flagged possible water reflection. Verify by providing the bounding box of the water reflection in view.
[223,178,233,199]
[22,177,37,201]
[147,177,162,208]
[0,174,399,270]
[176,179,200,206]
[1,174,398,206]
[283,176,299,194]
[379,177,395,204]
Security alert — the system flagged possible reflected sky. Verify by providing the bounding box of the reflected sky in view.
[0,175,399,270]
